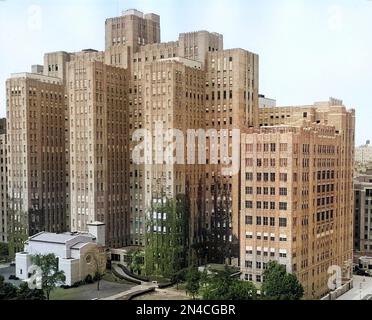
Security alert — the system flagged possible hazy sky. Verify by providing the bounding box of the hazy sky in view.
[0,0,371,145]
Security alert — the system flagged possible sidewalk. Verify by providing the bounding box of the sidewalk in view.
[100,284,156,300]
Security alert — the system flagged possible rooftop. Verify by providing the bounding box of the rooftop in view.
[29,232,92,244]
[10,72,62,84]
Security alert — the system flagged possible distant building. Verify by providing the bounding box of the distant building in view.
[354,175,372,259]
[259,94,276,109]
[0,118,7,243]
[358,256,372,272]
[16,222,106,286]
[355,141,372,165]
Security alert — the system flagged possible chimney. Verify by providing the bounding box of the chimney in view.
[31,65,44,74]
[87,222,106,247]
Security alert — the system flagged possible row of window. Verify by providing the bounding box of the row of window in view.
[316,210,334,222]
[245,172,288,182]
[317,184,335,193]
[246,233,287,242]
[316,197,334,206]
[245,201,288,211]
[244,274,263,282]
[206,90,233,101]
[245,143,288,152]
[246,158,288,168]
[245,216,288,227]
[245,187,288,196]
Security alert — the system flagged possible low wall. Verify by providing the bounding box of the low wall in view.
[321,279,353,300]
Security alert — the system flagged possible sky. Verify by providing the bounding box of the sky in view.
[0,0,371,145]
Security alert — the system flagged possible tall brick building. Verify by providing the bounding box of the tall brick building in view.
[6,73,67,254]
[241,100,355,298]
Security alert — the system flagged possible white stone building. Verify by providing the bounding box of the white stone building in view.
[356,141,372,164]
[16,222,107,286]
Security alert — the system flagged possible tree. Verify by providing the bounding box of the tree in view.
[86,248,106,291]
[7,204,29,258]
[31,254,66,300]
[171,268,187,290]
[261,261,304,300]
[145,196,190,278]
[196,177,238,265]
[0,275,17,300]
[0,243,8,259]
[202,267,232,300]
[129,250,144,275]
[185,266,201,300]
[0,275,45,300]
[229,281,257,300]
[16,282,45,300]
[202,267,257,300]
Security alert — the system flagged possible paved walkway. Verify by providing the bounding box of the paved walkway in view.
[112,264,145,284]
[100,284,156,300]
[337,276,372,300]
[51,280,136,300]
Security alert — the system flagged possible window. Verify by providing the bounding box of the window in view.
[246,201,253,209]
[257,216,262,225]
[246,172,253,181]
[270,217,275,227]
[111,254,121,262]
[245,216,253,225]
[279,218,287,227]
[245,274,253,281]
[280,158,288,167]
[279,202,288,211]
[280,143,288,152]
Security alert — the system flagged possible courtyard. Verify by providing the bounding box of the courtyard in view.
[1,263,137,300]
[337,276,372,300]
